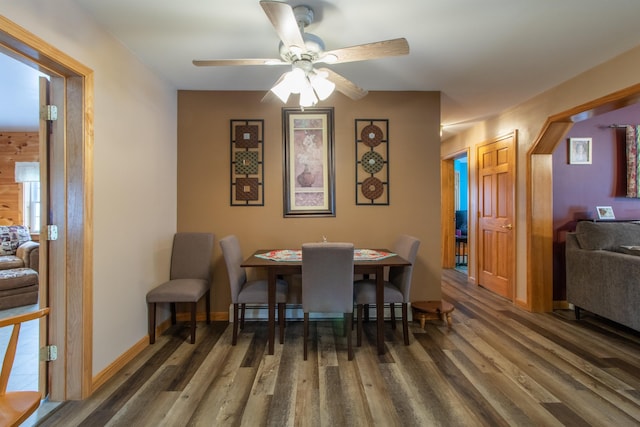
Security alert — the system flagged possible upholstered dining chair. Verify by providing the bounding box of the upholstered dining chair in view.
[146,232,214,344]
[219,235,288,346]
[355,234,420,346]
[302,242,355,361]
[0,307,49,427]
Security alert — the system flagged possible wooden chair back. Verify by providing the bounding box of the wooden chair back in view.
[0,307,49,427]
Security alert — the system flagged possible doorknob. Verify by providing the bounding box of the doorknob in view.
[501,224,513,230]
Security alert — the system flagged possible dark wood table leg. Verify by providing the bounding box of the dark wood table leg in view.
[376,266,385,355]
[268,268,276,355]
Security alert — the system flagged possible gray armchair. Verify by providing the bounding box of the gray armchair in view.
[302,242,355,360]
[220,235,288,345]
[146,232,214,344]
[355,234,420,346]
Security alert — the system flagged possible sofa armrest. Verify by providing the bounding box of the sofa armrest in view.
[567,243,640,330]
[16,240,39,272]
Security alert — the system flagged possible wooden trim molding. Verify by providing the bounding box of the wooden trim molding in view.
[0,16,94,400]
[440,158,455,268]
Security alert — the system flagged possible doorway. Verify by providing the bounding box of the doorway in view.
[0,53,45,398]
[441,150,470,278]
[454,155,468,274]
[0,15,94,401]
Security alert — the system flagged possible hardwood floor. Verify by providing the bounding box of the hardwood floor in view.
[36,269,640,426]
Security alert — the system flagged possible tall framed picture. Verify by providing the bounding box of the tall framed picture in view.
[282,107,335,217]
[569,137,592,164]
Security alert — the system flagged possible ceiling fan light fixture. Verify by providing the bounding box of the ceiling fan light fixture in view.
[309,71,335,101]
[299,83,318,107]
[270,78,292,103]
[270,67,304,101]
[287,67,306,94]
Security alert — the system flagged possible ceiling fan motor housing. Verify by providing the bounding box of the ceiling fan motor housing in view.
[279,33,325,62]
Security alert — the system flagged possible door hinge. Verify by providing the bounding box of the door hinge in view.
[40,345,58,362]
[47,225,58,241]
[40,104,58,121]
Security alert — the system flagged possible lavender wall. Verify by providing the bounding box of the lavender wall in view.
[553,103,640,300]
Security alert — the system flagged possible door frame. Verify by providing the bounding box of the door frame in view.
[0,16,94,400]
[441,148,472,279]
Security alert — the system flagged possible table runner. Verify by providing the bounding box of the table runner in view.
[255,248,395,262]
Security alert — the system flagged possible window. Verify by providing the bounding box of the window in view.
[15,162,40,234]
[23,181,41,234]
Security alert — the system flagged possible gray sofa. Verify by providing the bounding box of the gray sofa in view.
[565,221,640,331]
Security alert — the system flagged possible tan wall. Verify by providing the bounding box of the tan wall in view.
[441,44,640,305]
[0,132,39,225]
[178,90,441,315]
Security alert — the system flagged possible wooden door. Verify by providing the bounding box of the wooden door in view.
[38,76,49,396]
[477,132,516,299]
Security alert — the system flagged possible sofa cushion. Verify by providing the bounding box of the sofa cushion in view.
[575,221,640,250]
[0,225,32,256]
[0,255,25,270]
[0,268,38,291]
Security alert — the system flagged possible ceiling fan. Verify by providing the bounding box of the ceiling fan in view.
[193,1,409,107]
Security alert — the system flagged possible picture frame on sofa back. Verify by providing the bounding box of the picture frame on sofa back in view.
[565,220,640,332]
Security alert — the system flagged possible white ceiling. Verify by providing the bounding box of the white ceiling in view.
[3,0,640,137]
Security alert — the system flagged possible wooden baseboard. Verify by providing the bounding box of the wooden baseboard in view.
[553,300,570,310]
[91,336,147,393]
[227,304,411,321]
[91,311,228,392]
[175,311,228,322]
[514,298,530,311]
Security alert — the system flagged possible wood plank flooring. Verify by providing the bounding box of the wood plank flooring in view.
[37,270,640,426]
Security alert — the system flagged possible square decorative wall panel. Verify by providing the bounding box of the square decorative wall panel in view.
[355,119,389,205]
[230,120,264,206]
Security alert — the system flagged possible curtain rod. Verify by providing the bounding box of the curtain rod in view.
[608,124,632,128]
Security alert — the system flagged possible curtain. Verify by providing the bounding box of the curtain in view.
[14,161,40,183]
[626,125,640,198]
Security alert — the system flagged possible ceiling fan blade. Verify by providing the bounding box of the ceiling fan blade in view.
[193,59,286,67]
[320,38,409,64]
[319,68,368,100]
[260,1,306,53]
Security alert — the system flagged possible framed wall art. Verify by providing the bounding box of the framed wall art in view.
[230,119,264,206]
[282,107,335,217]
[355,119,389,205]
[569,137,592,165]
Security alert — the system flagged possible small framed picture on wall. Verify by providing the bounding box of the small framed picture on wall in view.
[569,137,592,164]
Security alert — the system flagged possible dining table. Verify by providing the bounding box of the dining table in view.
[241,248,411,355]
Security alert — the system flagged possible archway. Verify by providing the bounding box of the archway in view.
[527,83,640,312]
